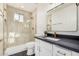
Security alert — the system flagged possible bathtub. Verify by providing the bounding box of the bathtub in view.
[4,41,34,56]
[4,44,27,56]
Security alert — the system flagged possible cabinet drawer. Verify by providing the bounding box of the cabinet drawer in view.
[72,51,79,56]
[53,45,71,56]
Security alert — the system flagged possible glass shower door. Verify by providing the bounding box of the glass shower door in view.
[3,5,34,55]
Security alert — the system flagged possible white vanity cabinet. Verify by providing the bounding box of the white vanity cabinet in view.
[35,38,79,56]
[35,39,53,56]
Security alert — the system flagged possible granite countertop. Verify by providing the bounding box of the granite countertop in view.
[35,36,79,53]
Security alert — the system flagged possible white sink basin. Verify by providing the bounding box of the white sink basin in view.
[44,37,60,41]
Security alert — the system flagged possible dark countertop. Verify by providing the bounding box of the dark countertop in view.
[35,36,79,53]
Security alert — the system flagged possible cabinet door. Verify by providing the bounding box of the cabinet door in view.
[51,3,77,31]
[35,39,40,56]
[39,40,53,56]
[72,51,79,56]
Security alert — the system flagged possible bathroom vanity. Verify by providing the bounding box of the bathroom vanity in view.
[35,33,79,56]
[37,3,79,56]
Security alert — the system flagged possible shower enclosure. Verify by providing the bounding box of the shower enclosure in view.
[0,4,35,55]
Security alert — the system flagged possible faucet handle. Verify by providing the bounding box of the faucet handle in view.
[54,32,56,38]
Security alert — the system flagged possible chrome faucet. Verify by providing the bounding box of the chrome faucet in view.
[54,32,57,38]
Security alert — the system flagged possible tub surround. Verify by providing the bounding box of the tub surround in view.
[35,32,79,53]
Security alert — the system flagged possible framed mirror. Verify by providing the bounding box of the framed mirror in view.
[47,3,78,32]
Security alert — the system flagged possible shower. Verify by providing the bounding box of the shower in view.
[0,4,35,55]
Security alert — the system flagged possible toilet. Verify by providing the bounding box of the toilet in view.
[26,42,35,56]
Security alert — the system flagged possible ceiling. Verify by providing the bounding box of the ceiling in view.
[7,3,50,12]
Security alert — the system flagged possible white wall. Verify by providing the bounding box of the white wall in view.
[36,3,62,36]
[36,5,47,36]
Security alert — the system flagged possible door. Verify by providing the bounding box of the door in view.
[39,40,53,56]
[0,3,3,56]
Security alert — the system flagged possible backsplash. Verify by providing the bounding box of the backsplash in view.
[46,32,79,40]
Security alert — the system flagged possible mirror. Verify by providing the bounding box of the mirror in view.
[47,3,78,32]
